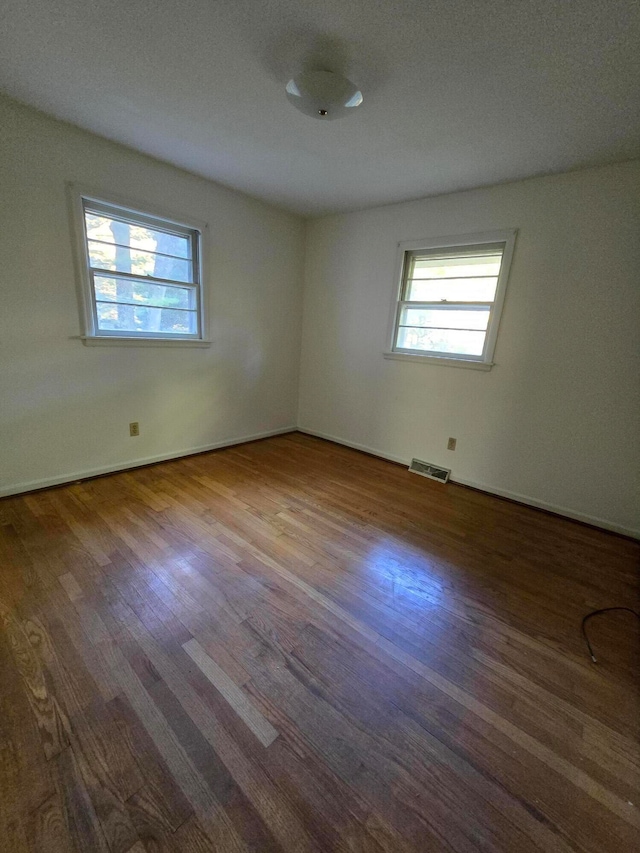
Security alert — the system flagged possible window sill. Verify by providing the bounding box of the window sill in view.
[80,336,211,348]
[383,351,493,370]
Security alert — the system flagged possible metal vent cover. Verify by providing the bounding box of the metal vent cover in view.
[409,458,450,483]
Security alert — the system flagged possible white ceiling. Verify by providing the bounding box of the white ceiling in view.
[1,0,639,216]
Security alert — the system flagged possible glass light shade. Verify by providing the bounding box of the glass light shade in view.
[285,70,363,120]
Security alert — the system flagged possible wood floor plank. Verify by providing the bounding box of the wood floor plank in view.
[47,586,121,702]
[111,599,321,852]
[1,433,638,852]
[29,793,78,853]
[50,746,111,853]
[215,513,640,832]
[18,611,144,852]
[182,637,279,747]
[106,648,219,820]
[0,604,69,761]
[58,572,83,602]
[291,620,598,852]
[377,634,640,830]
[107,695,193,835]
[149,677,281,852]
[0,631,56,822]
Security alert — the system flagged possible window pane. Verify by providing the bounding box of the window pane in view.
[94,275,194,309]
[400,307,490,331]
[96,302,198,335]
[87,240,193,282]
[396,326,486,356]
[82,199,203,340]
[84,212,192,259]
[407,277,498,302]
[411,255,503,278]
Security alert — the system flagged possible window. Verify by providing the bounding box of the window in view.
[72,189,207,344]
[387,230,516,368]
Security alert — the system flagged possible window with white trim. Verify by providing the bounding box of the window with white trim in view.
[389,231,516,367]
[75,194,204,341]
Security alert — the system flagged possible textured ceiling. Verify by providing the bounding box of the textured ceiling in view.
[1,0,639,215]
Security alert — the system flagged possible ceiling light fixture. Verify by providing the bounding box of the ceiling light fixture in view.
[285,70,363,120]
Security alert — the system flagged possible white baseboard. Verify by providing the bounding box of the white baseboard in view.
[298,427,639,540]
[0,426,297,499]
[299,427,409,466]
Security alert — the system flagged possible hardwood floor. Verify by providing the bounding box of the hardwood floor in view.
[1,432,638,852]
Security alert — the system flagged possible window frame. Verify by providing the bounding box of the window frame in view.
[69,184,209,346]
[385,229,517,369]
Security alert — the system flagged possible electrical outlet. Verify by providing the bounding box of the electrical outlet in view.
[129,422,140,437]
[447,437,457,451]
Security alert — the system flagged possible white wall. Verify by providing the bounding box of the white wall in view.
[0,95,304,495]
[299,162,640,536]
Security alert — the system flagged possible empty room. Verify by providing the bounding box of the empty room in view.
[1,1,639,851]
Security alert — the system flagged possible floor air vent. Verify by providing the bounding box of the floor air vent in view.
[409,458,451,483]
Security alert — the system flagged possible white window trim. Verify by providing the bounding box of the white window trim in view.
[384,229,517,369]
[68,183,211,346]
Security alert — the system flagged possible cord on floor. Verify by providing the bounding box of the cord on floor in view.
[581,607,640,663]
